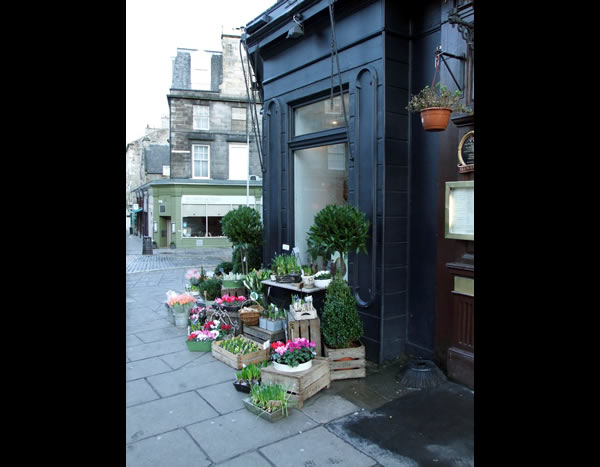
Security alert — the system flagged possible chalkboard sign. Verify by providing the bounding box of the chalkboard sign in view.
[142,236,153,255]
[458,131,474,167]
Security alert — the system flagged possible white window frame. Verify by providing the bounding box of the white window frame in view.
[192,144,210,179]
[193,105,209,130]
[228,143,249,181]
[231,107,247,122]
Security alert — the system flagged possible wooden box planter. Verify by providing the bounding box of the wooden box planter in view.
[242,397,289,422]
[287,310,322,356]
[323,343,366,380]
[211,336,270,370]
[243,325,285,345]
[260,357,330,409]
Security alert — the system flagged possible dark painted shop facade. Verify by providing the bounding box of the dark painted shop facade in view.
[244,0,474,387]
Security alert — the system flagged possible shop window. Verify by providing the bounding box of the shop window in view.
[294,93,349,136]
[294,143,348,264]
[193,105,209,130]
[192,144,210,178]
[182,217,206,238]
[207,217,223,237]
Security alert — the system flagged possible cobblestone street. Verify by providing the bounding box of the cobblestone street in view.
[126,234,233,275]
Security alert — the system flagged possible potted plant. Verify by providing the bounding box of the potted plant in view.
[243,382,293,422]
[186,329,219,352]
[301,265,315,287]
[214,294,247,312]
[272,254,302,283]
[313,271,332,289]
[243,269,270,306]
[406,82,470,131]
[189,305,207,331]
[220,205,264,276]
[221,272,245,290]
[320,274,366,380]
[198,277,223,302]
[165,290,179,324]
[306,204,370,279]
[167,293,197,328]
[233,362,264,393]
[212,335,270,369]
[270,337,316,373]
[265,304,283,331]
[202,319,232,341]
[259,306,268,329]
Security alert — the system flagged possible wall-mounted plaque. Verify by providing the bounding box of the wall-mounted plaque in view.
[457,130,474,173]
[445,181,474,240]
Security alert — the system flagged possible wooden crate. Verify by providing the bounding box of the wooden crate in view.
[260,357,330,408]
[211,336,270,370]
[323,343,366,380]
[287,310,322,356]
[243,325,285,345]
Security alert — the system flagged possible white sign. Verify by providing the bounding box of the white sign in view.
[282,244,289,251]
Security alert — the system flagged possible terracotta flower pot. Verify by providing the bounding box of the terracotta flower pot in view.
[420,107,451,131]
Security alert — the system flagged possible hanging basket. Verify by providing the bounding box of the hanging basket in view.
[420,107,452,131]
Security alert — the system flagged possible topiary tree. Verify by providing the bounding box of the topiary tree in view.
[306,204,370,278]
[232,244,263,274]
[321,274,364,349]
[220,205,264,276]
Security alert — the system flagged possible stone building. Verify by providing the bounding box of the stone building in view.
[126,125,169,236]
[133,34,263,249]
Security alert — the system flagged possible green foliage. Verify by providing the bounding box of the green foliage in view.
[306,204,370,277]
[197,277,223,301]
[271,254,301,275]
[218,336,260,355]
[214,261,233,276]
[321,275,364,349]
[221,206,264,275]
[249,382,292,415]
[406,82,471,113]
[235,362,263,382]
[232,244,263,274]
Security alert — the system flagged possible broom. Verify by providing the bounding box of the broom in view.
[397,359,447,390]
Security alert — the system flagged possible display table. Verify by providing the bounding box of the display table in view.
[261,280,327,317]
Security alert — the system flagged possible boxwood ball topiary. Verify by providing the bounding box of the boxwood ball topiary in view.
[306,204,369,278]
[221,205,264,275]
[321,274,364,349]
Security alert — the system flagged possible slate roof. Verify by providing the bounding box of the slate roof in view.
[144,144,170,174]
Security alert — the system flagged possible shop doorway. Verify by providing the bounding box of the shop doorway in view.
[159,216,171,247]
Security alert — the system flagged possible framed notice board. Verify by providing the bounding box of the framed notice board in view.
[444,181,474,240]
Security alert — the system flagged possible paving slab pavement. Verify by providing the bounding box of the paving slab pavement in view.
[125,232,474,466]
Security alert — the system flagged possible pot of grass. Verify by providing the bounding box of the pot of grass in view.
[243,382,293,422]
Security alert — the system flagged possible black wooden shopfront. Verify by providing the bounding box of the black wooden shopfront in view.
[244,0,474,387]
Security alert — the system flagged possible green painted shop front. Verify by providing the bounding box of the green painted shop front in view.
[150,181,262,249]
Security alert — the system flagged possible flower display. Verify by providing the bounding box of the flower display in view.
[187,329,219,342]
[270,338,316,367]
[167,293,196,314]
[189,306,207,332]
[214,294,246,305]
[203,319,232,340]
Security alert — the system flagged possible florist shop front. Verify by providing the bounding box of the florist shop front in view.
[243,0,474,387]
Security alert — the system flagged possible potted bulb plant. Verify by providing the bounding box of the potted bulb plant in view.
[406,82,470,131]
